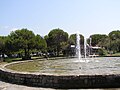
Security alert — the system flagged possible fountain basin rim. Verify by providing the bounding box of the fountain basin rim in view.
[1,59,120,88]
[1,60,120,76]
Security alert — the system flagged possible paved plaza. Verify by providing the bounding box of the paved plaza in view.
[0,80,54,90]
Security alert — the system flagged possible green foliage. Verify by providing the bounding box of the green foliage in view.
[0,36,8,60]
[98,48,106,56]
[0,36,5,54]
[69,34,84,45]
[1,28,120,60]
[108,30,120,52]
[4,58,22,63]
[35,35,47,52]
[89,34,108,46]
[8,29,47,59]
[109,30,120,40]
[8,29,35,59]
[89,30,120,54]
[46,28,68,56]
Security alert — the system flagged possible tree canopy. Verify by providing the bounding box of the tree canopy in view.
[89,34,108,46]
[108,30,120,52]
[46,28,68,56]
[35,34,47,52]
[0,36,7,59]
[0,28,120,60]
[5,28,47,59]
[89,30,120,54]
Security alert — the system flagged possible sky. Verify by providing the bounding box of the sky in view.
[1,0,120,37]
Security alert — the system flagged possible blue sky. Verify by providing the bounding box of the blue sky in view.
[1,0,120,37]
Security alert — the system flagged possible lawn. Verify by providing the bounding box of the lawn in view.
[106,52,120,57]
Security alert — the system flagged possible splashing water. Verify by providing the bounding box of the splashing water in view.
[76,32,81,59]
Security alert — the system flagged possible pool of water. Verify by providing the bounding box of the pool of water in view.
[5,57,120,75]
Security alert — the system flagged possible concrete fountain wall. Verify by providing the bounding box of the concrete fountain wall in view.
[0,64,120,89]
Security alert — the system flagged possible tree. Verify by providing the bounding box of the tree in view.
[89,31,120,54]
[108,30,120,52]
[5,36,17,57]
[9,28,35,60]
[98,48,106,56]
[0,36,7,59]
[35,35,47,52]
[89,34,108,47]
[46,28,68,56]
[109,30,120,40]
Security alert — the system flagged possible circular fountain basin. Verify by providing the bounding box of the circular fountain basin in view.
[0,57,120,88]
[5,57,120,75]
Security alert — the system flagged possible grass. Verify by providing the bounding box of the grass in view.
[4,56,42,63]
[106,52,120,57]
[112,53,120,56]
[5,60,42,72]
[4,58,22,63]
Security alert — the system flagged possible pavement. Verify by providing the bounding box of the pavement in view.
[0,80,120,90]
[0,80,55,90]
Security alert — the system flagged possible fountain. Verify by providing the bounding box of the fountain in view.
[84,38,87,58]
[76,33,88,62]
[76,32,81,59]
[0,33,120,89]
